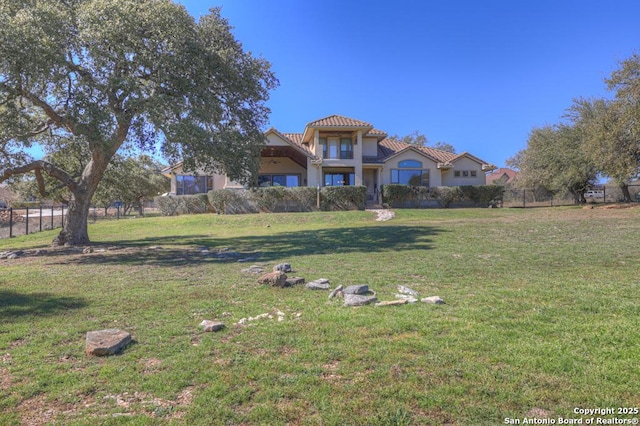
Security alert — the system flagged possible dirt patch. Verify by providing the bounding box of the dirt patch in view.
[0,367,12,390]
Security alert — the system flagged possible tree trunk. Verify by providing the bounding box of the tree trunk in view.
[52,154,108,246]
[620,182,632,202]
[52,188,93,246]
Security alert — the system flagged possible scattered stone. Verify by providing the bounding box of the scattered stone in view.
[85,329,132,356]
[397,285,419,296]
[241,265,264,274]
[421,296,445,305]
[273,263,292,273]
[328,285,344,299]
[285,277,305,286]
[343,285,369,295]
[199,320,225,332]
[0,251,23,259]
[237,257,257,263]
[83,247,93,254]
[375,300,408,307]
[306,278,331,290]
[147,246,163,250]
[344,293,378,307]
[367,209,396,222]
[395,294,419,303]
[276,311,285,322]
[257,271,288,287]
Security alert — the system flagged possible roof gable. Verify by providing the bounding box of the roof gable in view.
[307,115,373,128]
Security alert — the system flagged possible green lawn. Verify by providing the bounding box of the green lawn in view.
[1,206,639,425]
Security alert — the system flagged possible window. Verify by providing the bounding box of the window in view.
[391,169,429,186]
[340,138,353,159]
[176,175,214,195]
[398,160,422,168]
[322,137,353,159]
[324,173,354,186]
[258,174,300,187]
[391,160,429,186]
[454,170,478,178]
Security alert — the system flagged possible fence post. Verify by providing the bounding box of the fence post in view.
[117,205,120,220]
[39,206,43,232]
[9,207,13,238]
[51,206,54,229]
[25,206,29,235]
[61,205,64,228]
[603,186,606,203]
[523,189,526,208]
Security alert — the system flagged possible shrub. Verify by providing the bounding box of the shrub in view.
[154,194,212,216]
[208,189,255,214]
[320,186,366,211]
[382,185,414,207]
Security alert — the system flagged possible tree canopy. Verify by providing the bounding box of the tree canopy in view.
[0,0,277,245]
[509,53,640,202]
[390,130,456,153]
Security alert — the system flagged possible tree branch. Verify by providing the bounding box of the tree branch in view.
[1,160,78,193]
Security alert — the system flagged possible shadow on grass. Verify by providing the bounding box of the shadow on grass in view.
[0,290,87,321]
[54,224,444,267]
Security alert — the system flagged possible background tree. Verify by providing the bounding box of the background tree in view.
[0,1,277,245]
[390,131,456,153]
[92,155,169,216]
[569,98,638,201]
[507,124,597,203]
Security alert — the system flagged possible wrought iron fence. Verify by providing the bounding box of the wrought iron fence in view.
[502,184,640,208]
[0,204,152,239]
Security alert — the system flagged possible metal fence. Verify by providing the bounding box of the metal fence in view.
[0,204,149,239]
[502,184,640,208]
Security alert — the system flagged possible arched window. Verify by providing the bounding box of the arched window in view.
[398,160,422,168]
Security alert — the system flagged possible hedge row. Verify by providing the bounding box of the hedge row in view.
[154,186,367,216]
[382,185,504,208]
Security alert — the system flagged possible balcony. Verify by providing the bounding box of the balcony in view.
[323,151,353,160]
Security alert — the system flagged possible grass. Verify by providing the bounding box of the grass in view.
[1,206,639,425]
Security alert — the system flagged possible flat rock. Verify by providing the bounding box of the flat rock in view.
[328,285,344,299]
[344,293,378,307]
[306,278,331,290]
[199,320,225,332]
[421,296,445,305]
[343,285,369,295]
[85,329,131,356]
[258,271,288,287]
[285,277,305,286]
[241,265,264,274]
[395,294,419,303]
[273,263,292,273]
[397,285,419,296]
[375,299,408,307]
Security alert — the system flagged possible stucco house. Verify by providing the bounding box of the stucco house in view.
[163,115,496,203]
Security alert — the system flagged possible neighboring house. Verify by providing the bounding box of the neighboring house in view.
[485,168,518,186]
[163,115,496,203]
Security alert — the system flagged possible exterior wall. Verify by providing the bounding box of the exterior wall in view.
[381,151,441,187]
[259,157,307,186]
[167,165,227,194]
[441,156,486,186]
[266,133,291,146]
[362,137,378,157]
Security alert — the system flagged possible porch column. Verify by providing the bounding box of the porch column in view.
[354,130,363,186]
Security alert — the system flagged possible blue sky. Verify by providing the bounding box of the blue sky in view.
[178,0,640,167]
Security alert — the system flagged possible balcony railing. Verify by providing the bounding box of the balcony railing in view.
[323,151,353,160]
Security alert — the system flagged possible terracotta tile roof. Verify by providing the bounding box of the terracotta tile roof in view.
[378,138,460,164]
[307,115,373,128]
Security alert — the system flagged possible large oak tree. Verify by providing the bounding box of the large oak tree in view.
[0,0,277,245]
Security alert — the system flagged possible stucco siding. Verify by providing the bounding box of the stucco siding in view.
[441,156,486,186]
